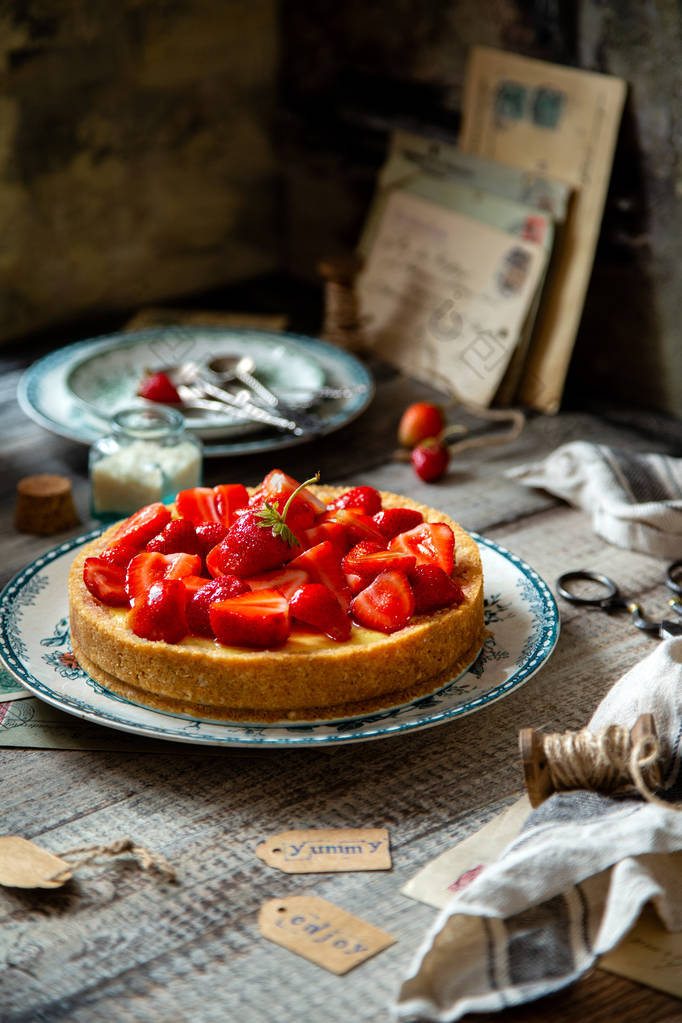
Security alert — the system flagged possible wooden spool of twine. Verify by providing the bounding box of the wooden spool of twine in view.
[519,713,673,809]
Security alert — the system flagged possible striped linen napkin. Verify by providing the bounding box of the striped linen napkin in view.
[506,441,682,557]
[393,638,682,1021]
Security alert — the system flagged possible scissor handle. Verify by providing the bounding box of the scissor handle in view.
[556,570,623,608]
[667,560,682,598]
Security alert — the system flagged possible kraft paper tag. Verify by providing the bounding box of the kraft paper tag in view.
[258,895,396,974]
[255,828,391,873]
[0,836,72,888]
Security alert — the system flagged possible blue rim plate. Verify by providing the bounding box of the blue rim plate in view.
[17,327,375,457]
[0,532,559,748]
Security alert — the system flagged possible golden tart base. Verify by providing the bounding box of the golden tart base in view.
[69,487,485,722]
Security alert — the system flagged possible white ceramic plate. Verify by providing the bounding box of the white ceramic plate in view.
[18,327,374,456]
[0,532,559,748]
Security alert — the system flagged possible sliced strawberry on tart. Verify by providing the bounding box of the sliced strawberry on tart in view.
[69,469,484,722]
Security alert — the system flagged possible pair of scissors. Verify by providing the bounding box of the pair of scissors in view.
[557,560,682,639]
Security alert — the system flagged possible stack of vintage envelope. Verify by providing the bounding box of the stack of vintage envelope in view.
[356,47,626,413]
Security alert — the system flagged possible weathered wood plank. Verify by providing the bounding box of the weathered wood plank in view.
[0,504,675,1021]
[1,337,682,1021]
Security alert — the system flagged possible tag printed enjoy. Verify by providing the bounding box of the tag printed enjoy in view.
[258,895,396,974]
[255,828,391,873]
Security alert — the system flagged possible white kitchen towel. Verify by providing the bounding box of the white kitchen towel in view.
[506,441,682,557]
[393,638,682,1021]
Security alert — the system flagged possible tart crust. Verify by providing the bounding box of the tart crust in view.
[69,487,485,722]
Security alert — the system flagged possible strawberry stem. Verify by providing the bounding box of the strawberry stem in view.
[256,472,321,548]
[280,472,321,522]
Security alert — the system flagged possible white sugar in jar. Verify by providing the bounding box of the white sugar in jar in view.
[89,407,202,520]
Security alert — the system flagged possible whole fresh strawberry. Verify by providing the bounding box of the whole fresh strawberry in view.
[411,438,450,483]
[398,402,444,448]
[206,473,320,578]
[138,371,181,404]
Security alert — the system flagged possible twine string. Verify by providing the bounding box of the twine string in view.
[49,838,176,883]
[541,724,680,810]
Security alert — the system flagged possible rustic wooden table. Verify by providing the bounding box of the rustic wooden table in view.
[1,332,681,1023]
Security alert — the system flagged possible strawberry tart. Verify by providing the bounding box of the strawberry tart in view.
[69,471,485,721]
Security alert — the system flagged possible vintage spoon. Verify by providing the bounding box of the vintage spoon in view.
[205,354,281,408]
[174,382,306,436]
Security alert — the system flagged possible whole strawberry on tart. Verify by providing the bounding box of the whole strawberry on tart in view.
[69,470,485,722]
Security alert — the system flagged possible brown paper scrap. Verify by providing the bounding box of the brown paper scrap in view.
[258,895,396,974]
[0,836,72,888]
[255,828,391,873]
[599,903,682,999]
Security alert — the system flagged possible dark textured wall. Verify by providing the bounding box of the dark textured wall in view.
[1,1,680,414]
[278,1,681,416]
[0,0,279,342]
[566,1,682,416]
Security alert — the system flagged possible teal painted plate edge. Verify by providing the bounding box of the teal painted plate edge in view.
[0,531,559,748]
[17,327,375,457]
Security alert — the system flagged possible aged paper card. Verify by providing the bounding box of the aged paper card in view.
[599,902,682,999]
[258,895,396,974]
[460,46,626,412]
[255,828,391,873]
[358,190,547,406]
[402,796,530,909]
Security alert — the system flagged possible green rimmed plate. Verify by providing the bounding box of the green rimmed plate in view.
[0,532,559,747]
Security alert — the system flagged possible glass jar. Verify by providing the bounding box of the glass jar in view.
[89,407,203,521]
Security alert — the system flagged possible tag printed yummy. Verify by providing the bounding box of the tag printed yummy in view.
[258,895,396,974]
[255,828,391,873]
[0,836,72,888]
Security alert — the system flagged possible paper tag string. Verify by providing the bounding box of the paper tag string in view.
[49,838,176,883]
[393,366,526,464]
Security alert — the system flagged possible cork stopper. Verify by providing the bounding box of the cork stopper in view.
[15,474,80,535]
